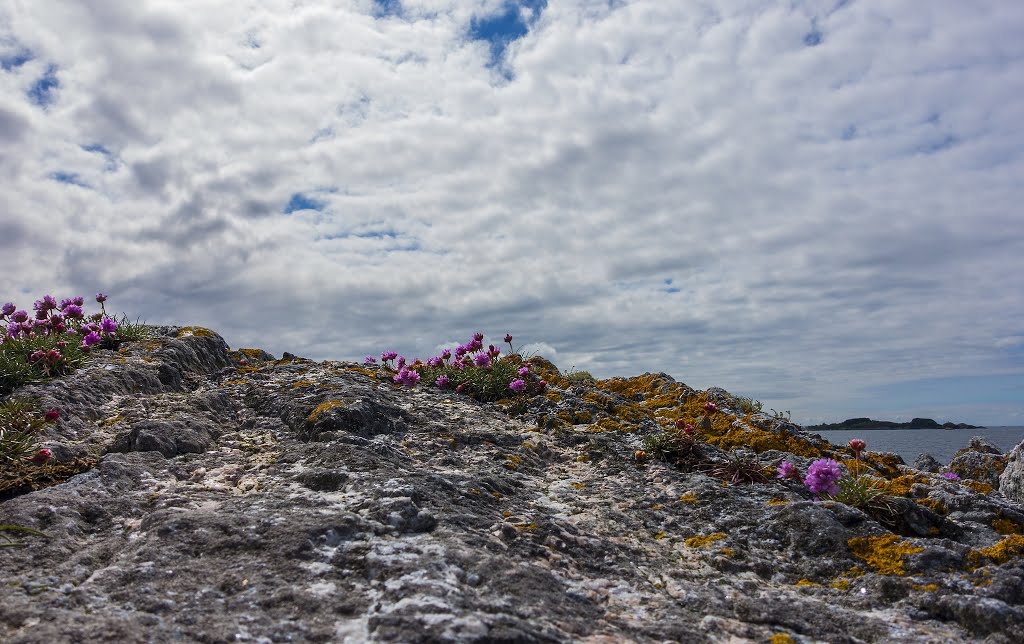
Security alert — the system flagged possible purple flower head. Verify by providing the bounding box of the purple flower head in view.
[517,366,530,377]
[82,331,102,347]
[441,349,451,361]
[364,355,377,364]
[427,356,443,367]
[73,296,84,306]
[776,461,799,480]
[804,458,843,496]
[100,317,118,335]
[504,334,513,344]
[435,374,449,389]
[63,304,84,320]
[12,310,29,323]
[35,308,48,320]
[1,302,14,317]
[59,298,75,310]
[473,352,491,368]
[396,356,406,369]
[941,472,960,480]
[472,332,484,343]
[509,379,526,393]
[381,350,398,363]
[392,367,420,387]
[95,293,108,303]
[33,295,57,312]
[45,349,62,364]
[30,350,46,363]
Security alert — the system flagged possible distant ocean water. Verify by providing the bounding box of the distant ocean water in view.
[813,426,1024,466]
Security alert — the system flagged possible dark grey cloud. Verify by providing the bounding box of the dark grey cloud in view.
[1,0,1022,425]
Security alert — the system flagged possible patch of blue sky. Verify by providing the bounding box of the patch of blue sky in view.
[50,172,89,188]
[914,134,958,155]
[841,124,857,140]
[373,0,403,18]
[82,143,118,171]
[1,48,33,71]
[662,277,680,294]
[27,64,59,107]
[468,1,547,68]
[283,193,326,214]
[862,374,1024,408]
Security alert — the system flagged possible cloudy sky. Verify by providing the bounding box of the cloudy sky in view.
[2,0,1022,425]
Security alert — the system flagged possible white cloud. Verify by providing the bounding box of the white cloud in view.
[2,0,1023,425]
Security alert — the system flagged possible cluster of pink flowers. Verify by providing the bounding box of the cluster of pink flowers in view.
[776,438,866,498]
[368,332,546,396]
[1,293,118,352]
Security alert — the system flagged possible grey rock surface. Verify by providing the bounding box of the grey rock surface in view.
[1000,440,1024,504]
[2,327,1023,643]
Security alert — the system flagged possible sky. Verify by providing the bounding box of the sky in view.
[1,0,1023,426]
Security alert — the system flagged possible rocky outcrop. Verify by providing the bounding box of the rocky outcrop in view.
[2,327,1023,642]
[807,417,983,431]
[1001,441,1024,504]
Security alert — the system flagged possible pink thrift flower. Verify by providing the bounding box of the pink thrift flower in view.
[849,439,866,453]
[804,458,843,496]
[435,375,449,389]
[509,379,526,393]
[95,293,108,303]
[941,472,960,480]
[504,334,513,344]
[473,353,491,368]
[517,366,530,377]
[776,461,799,480]
[44,409,60,422]
[29,448,53,464]
[703,401,718,415]
[82,332,102,347]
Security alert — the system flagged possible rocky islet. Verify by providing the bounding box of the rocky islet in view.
[1,326,1023,642]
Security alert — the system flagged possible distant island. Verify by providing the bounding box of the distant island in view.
[805,417,984,431]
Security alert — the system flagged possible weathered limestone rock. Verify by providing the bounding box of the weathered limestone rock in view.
[2,327,1023,643]
[1000,440,1024,503]
[950,437,1007,489]
[913,453,941,473]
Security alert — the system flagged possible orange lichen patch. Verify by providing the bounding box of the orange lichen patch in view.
[239,348,268,358]
[544,391,562,403]
[307,400,345,423]
[175,326,215,338]
[992,518,1023,535]
[344,366,381,380]
[718,548,734,557]
[291,380,315,388]
[847,534,923,575]
[99,415,126,427]
[964,480,994,495]
[911,583,939,592]
[234,365,264,374]
[679,492,699,504]
[769,635,795,644]
[596,372,686,402]
[915,498,949,515]
[862,452,904,478]
[220,378,249,387]
[794,579,819,587]
[703,424,823,457]
[524,357,569,389]
[970,534,1024,566]
[685,533,726,548]
[766,498,790,506]
[830,578,850,591]
[504,455,522,470]
[881,474,930,497]
[653,530,667,540]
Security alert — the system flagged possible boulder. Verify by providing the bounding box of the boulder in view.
[1000,440,1024,503]
[2,327,1024,643]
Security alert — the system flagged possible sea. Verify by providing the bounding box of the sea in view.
[813,426,1024,466]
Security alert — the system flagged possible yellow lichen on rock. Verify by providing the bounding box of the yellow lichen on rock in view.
[847,534,923,575]
[685,533,726,548]
[307,400,345,423]
[971,534,1024,566]
[176,326,215,338]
